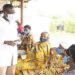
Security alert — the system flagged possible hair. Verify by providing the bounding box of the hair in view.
[41,32,48,34]
[67,44,75,62]
[3,4,13,11]
[24,25,31,30]
[0,10,3,14]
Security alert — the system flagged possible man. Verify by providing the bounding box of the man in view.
[0,4,18,75]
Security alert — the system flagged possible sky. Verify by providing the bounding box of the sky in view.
[27,0,75,17]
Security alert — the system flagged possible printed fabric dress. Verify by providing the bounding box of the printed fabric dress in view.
[62,70,75,75]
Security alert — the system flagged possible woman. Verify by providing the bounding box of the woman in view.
[62,44,75,75]
[20,25,34,52]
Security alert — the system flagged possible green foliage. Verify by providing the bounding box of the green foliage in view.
[49,16,64,32]
[49,15,75,33]
[65,20,75,33]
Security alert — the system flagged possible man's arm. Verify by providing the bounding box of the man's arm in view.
[4,41,16,46]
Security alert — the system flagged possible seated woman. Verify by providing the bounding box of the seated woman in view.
[16,25,35,75]
[20,25,34,52]
[35,32,51,70]
[62,44,75,75]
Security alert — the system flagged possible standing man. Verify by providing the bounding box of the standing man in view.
[0,4,18,75]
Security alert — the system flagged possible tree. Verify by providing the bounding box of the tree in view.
[65,20,75,33]
[49,16,64,32]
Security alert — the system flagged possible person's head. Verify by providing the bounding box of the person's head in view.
[3,4,15,20]
[66,44,75,63]
[24,25,31,35]
[40,32,49,42]
[3,4,15,15]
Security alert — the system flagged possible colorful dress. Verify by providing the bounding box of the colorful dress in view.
[62,70,75,75]
[20,34,34,52]
[16,34,35,75]
[35,41,51,69]
[49,54,66,75]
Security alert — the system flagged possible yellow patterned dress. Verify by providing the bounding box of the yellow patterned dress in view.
[35,41,51,70]
[48,52,67,75]
[20,34,34,52]
[16,34,35,75]
[16,50,37,75]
